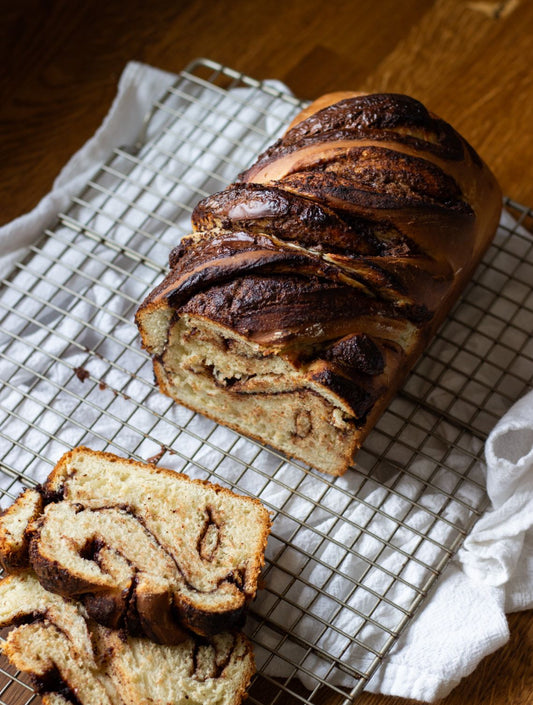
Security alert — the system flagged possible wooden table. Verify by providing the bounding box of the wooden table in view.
[2,1,533,703]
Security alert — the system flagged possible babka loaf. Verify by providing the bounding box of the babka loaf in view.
[0,571,255,705]
[0,447,270,641]
[135,92,502,476]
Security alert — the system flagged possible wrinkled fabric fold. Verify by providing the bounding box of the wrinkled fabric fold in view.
[459,390,533,587]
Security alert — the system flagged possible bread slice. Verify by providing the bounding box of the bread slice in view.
[0,447,271,641]
[0,487,43,572]
[0,571,255,705]
[136,92,502,476]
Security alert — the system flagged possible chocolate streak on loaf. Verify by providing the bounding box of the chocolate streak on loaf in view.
[279,165,472,215]
[191,634,243,681]
[33,663,84,705]
[161,242,421,313]
[197,507,221,562]
[239,93,478,183]
[191,183,421,258]
[0,609,48,629]
[323,333,385,375]
[303,146,471,209]
[177,276,429,341]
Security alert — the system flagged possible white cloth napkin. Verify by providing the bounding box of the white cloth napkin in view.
[367,389,533,700]
[2,61,533,703]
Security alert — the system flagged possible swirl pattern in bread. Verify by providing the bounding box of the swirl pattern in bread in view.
[0,447,270,641]
[0,571,255,705]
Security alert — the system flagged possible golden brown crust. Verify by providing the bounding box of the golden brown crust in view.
[44,446,269,516]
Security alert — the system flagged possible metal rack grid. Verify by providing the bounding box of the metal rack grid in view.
[0,57,531,705]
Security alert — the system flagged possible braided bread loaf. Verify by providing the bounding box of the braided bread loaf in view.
[136,92,501,476]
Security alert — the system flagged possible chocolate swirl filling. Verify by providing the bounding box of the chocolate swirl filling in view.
[28,495,249,641]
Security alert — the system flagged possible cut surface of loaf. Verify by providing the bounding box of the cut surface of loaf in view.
[135,92,502,476]
[0,447,270,641]
[0,571,255,705]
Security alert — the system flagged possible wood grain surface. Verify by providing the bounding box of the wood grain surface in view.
[1,1,533,704]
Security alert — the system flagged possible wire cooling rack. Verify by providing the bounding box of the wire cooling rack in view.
[0,58,532,705]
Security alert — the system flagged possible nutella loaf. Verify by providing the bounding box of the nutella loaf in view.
[136,92,502,476]
[0,571,255,705]
[0,447,270,641]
